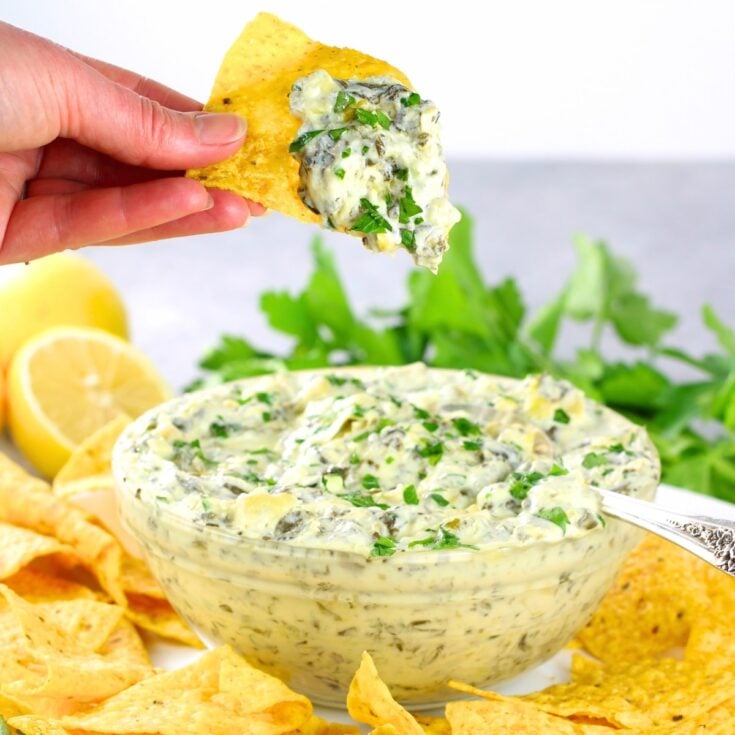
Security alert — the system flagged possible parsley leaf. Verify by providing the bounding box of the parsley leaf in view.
[509,471,544,500]
[370,536,397,557]
[418,441,444,465]
[403,485,419,505]
[334,91,356,113]
[536,506,570,533]
[351,199,393,234]
[339,492,388,510]
[582,452,609,469]
[289,129,324,152]
[553,408,570,424]
[398,186,423,224]
[401,92,421,107]
[452,417,481,436]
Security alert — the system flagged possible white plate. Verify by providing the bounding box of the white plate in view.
[143,484,735,725]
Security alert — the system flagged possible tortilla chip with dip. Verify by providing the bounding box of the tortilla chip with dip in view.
[188,12,409,223]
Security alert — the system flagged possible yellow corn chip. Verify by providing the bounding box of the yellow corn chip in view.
[3,568,98,602]
[124,592,203,648]
[347,652,423,735]
[53,415,130,499]
[576,534,708,664]
[121,555,168,601]
[295,714,360,735]
[0,453,124,605]
[0,522,80,580]
[28,646,311,735]
[412,714,451,735]
[0,585,151,703]
[188,13,410,222]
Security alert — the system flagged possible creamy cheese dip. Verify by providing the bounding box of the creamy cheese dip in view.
[289,71,461,272]
[114,365,659,705]
[116,365,658,557]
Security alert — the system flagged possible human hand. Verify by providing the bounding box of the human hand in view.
[0,22,264,265]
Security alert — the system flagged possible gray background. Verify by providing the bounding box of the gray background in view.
[82,160,735,390]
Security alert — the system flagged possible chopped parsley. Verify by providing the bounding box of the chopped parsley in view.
[326,374,365,389]
[401,92,421,107]
[334,168,345,179]
[339,492,388,510]
[351,199,393,234]
[355,108,392,129]
[201,496,212,511]
[362,474,380,490]
[209,419,229,438]
[173,438,217,467]
[409,527,478,551]
[395,168,409,181]
[582,452,610,469]
[431,492,450,507]
[261,411,273,423]
[328,127,348,141]
[536,506,570,533]
[463,440,482,451]
[401,229,416,249]
[349,453,360,465]
[418,440,444,465]
[361,144,369,154]
[412,405,431,419]
[342,147,352,158]
[256,391,274,405]
[452,417,481,437]
[553,408,571,424]
[289,129,324,152]
[334,90,356,113]
[509,471,544,501]
[370,536,397,557]
[422,420,438,433]
[403,485,419,505]
[398,187,423,224]
[597,513,607,527]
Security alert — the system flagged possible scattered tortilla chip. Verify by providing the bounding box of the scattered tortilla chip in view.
[412,714,451,735]
[3,568,98,602]
[0,585,151,715]
[124,592,203,648]
[121,555,168,601]
[16,646,311,735]
[296,715,360,735]
[187,13,410,222]
[53,415,130,498]
[576,534,708,664]
[452,656,735,730]
[347,652,423,735]
[445,698,612,735]
[0,453,124,605]
[0,522,80,580]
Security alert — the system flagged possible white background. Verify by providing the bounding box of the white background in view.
[5,0,735,159]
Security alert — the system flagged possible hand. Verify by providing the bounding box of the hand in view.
[0,22,264,264]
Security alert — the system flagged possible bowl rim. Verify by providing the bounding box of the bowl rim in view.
[112,363,660,565]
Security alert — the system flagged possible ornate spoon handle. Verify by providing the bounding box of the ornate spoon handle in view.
[596,488,735,577]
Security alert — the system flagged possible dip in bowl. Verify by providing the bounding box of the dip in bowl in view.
[112,364,659,707]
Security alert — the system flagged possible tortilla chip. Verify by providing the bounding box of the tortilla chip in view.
[5,717,73,735]
[0,585,151,715]
[124,592,203,648]
[24,646,311,735]
[0,453,124,605]
[187,12,410,222]
[0,522,80,580]
[412,714,451,735]
[521,657,733,729]
[347,652,423,735]
[445,698,612,735]
[121,555,168,601]
[576,534,708,664]
[296,715,360,735]
[3,568,98,602]
[53,415,130,498]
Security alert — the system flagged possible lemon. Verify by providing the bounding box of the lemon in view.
[0,253,128,370]
[7,326,171,478]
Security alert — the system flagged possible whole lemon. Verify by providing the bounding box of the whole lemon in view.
[0,253,128,370]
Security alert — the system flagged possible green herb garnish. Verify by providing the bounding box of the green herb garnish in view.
[409,527,478,551]
[509,471,544,500]
[401,92,421,107]
[329,127,348,141]
[362,474,380,490]
[582,452,609,469]
[351,199,393,234]
[289,129,324,152]
[371,536,397,557]
[452,417,481,437]
[334,90,356,113]
[401,229,416,249]
[334,168,346,180]
[395,168,409,181]
[412,405,430,419]
[553,408,571,424]
[418,441,444,465]
[422,420,438,432]
[210,418,229,438]
[403,485,419,505]
[431,492,449,507]
[339,492,388,510]
[342,147,352,158]
[398,186,423,224]
[549,463,569,476]
[536,506,570,533]
[463,440,482,451]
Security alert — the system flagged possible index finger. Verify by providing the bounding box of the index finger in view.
[67,50,202,112]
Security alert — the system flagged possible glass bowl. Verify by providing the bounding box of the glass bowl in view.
[112,369,658,707]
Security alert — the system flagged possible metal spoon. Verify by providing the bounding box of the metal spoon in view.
[595,488,735,577]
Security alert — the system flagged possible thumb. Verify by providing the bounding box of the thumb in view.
[60,58,246,170]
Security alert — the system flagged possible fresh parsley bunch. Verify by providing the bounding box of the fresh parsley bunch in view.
[189,213,735,502]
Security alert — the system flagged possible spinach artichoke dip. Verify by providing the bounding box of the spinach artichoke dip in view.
[288,71,461,272]
[114,365,659,704]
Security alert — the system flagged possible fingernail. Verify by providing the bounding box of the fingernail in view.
[205,192,215,210]
[194,112,247,145]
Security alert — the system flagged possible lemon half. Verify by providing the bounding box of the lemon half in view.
[8,326,171,477]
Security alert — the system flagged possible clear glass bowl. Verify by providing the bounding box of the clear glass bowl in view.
[112,371,658,708]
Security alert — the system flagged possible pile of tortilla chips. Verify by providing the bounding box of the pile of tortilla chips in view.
[1,415,734,734]
[187,13,410,224]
